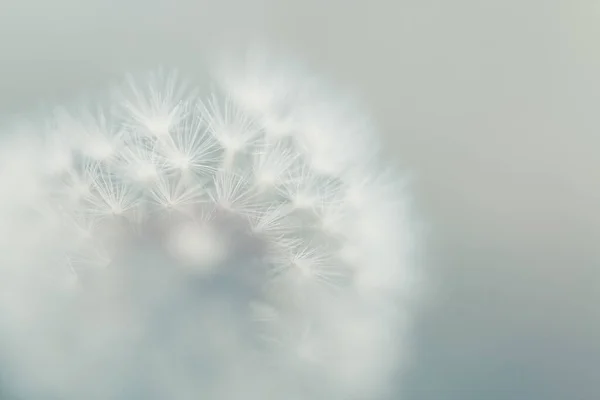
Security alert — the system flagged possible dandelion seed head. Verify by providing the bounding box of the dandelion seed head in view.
[0,54,417,400]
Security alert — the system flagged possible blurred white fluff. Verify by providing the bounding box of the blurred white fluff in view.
[0,52,418,400]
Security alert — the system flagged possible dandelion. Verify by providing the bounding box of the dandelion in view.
[0,52,417,400]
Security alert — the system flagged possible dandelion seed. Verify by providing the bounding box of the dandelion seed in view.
[281,164,341,210]
[252,143,298,191]
[268,244,345,295]
[157,105,220,176]
[118,68,192,138]
[148,173,206,214]
[84,165,140,220]
[201,94,261,168]
[208,170,255,215]
[247,204,295,238]
[117,134,164,184]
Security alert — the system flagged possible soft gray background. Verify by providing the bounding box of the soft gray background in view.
[1,0,599,399]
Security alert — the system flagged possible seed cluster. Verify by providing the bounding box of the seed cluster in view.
[5,64,412,395]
